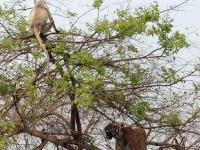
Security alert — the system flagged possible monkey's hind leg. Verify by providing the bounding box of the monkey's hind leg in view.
[40,33,55,63]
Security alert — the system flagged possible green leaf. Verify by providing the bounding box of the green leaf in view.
[74,87,93,107]
[1,39,17,51]
[95,19,110,34]
[52,43,65,54]
[134,101,150,121]
[16,17,27,32]
[53,79,71,93]
[161,67,177,83]
[93,0,103,9]
[0,75,12,96]
[168,112,182,128]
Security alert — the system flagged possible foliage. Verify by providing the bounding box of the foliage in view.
[93,0,103,9]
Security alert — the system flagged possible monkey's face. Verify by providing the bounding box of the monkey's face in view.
[104,123,118,139]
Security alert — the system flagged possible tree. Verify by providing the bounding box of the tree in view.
[0,0,199,149]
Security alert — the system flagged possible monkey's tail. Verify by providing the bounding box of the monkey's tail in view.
[33,27,50,77]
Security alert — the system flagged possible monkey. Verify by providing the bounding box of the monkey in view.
[104,122,147,150]
[29,0,54,76]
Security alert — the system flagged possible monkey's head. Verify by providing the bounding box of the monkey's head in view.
[104,122,124,140]
[35,0,47,6]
